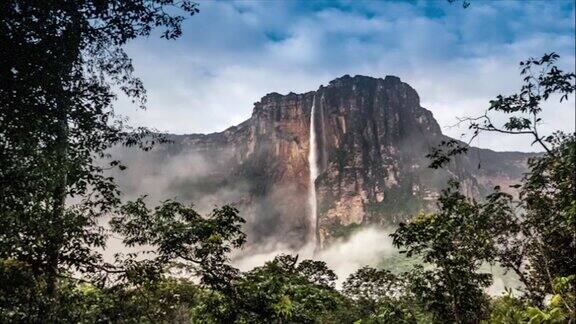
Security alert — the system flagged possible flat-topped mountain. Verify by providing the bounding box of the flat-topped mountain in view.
[112,75,533,248]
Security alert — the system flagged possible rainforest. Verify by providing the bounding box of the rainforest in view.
[0,1,575,323]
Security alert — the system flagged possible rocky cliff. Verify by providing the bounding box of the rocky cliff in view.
[112,75,533,248]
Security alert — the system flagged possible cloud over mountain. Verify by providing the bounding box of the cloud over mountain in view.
[117,0,575,152]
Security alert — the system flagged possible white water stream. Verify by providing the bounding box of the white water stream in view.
[308,96,319,245]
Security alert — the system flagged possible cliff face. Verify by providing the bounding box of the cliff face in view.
[113,75,533,248]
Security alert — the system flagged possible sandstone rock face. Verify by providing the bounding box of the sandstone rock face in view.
[113,75,534,248]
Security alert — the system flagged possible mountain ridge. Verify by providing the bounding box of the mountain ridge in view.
[113,74,535,248]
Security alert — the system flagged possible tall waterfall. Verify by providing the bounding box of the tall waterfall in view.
[308,96,319,244]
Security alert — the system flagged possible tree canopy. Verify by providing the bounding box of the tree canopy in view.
[0,1,574,322]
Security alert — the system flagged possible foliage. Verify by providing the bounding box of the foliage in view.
[94,278,219,323]
[111,200,246,293]
[1,0,574,321]
[424,53,575,305]
[342,266,424,323]
[391,182,497,323]
[0,259,46,322]
[233,254,343,323]
[0,3,200,320]
[343,266,401,301]
[513,134,576,301]
[486,291,527,324]
[428,52,575,169]
[486,277,575,324]
[426,139,469,169]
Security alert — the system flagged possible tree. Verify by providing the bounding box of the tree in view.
[0,0,199,319]
[343,266,401,302]
[110,200,246,293]
[342,266,421,323]
[391,182,498,323]
[427,57,575,291]
[429,53,574,170]
[423,53,575,318]
[234,254,343,323]
[467,53,572,154]
[515,133,575,300]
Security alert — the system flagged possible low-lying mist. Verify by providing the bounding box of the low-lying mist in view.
[233,227,396,288]
[232,227,521,295]
[106,142,521,296]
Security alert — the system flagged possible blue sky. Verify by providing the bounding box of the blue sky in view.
[117,0,575,152]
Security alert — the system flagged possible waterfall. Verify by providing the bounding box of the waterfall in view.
[308,96,319,245]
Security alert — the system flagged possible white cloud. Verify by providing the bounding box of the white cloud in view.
[232,227,398,288]
[233,227,523,294]
[116,0,575,152]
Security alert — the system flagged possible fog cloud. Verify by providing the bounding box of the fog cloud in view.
[233,227,396,287]
[233,227,522,295]
[116,0,575,152]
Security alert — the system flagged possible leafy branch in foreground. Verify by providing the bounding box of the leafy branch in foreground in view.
[110,200,246,293]
[412,53,576,323]
[391,181,502,323]
[427,52,575,169]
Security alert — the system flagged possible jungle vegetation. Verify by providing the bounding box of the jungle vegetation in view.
[0,1,574,323]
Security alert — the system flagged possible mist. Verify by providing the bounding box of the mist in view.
[106,140,521,296]
[108,142,246,214]
[232,226,520,295]
[233,227,396,287]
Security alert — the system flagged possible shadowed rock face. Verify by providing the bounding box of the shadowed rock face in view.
[112,75,534,248]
